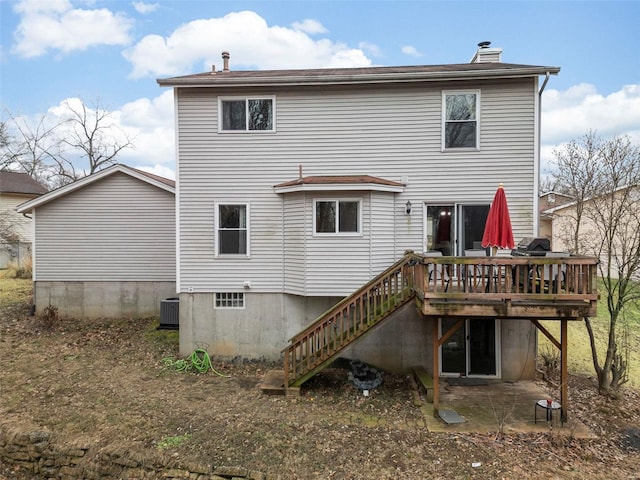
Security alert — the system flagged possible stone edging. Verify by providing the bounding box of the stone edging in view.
[0,422,277,480]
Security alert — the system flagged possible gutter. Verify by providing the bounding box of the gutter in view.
[534,71,552,235]
[157,66,561,88]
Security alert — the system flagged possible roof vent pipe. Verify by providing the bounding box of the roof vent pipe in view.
[478,41,491,49]
[222,51,230,72]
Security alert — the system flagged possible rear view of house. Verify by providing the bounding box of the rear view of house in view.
[159,43,562,381]
[16,164,176,318]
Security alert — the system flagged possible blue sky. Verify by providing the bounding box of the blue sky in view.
[1,0,639,178]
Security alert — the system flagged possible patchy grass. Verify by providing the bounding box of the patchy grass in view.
[0,277,31,309]
[539,288,640,388]
[1,277,640,479]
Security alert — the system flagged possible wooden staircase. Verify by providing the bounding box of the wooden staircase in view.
[281,254,417,389]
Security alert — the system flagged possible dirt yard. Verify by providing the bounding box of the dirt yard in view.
[1,278,639,479]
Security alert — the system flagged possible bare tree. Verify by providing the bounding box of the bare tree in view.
[3,99,133,188]
[551,132,640,397]
[1,112,63,185]
[0,121,14,169]
[549,130,602,254]
[60,98,133,175]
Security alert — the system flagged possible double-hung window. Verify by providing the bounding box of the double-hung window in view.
[215,203,249,256]
[442,90,480,150]
[219,97,275,132]
[314,199,360,235]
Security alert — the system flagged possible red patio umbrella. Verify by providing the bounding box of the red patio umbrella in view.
[482,183,515,255]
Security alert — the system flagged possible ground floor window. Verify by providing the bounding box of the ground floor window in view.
[314,199,361,235]
[215,292,245,309]
[215,203,249,256]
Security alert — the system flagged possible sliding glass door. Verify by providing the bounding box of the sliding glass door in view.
[425,204,489,255]
[440,318,500,377]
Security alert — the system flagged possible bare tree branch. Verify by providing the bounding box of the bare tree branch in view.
[60,99,133,174]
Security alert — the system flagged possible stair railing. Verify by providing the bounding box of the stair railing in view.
[282,253,417,388]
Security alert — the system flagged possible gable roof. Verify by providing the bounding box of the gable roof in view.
[158,62,560,88]
[274,175,405,193]
[16,164,175,214]
[0,171,48,195]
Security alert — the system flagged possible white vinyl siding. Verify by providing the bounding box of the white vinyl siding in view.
[283,193,305,295]
[34,172,175,281]
[176,78,537,295]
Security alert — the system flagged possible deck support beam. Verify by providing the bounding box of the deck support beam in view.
[432,317,439,417]
[431,317,465,418]
[561,318,568,422]
[530,318,570,423]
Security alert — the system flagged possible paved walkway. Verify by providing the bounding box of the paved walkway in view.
[422,380,596,438]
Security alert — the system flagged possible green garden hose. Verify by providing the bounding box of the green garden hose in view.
[162,349,230,377]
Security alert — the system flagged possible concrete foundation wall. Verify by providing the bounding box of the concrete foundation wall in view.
[178,292,341,360]
[35,281,176,318]
[179,292,538,380]
[500,319,538,380]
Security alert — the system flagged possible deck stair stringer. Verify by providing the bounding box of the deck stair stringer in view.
[282,254,418,389]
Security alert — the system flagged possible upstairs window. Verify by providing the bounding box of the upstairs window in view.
[314,200,360,235]
[219,97,275,132]
[443,91,479,149]
[216,203,249,256]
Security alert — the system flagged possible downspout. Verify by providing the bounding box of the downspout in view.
[534,71,551,236]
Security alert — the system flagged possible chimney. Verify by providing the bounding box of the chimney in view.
[222,51,230,72]
[470,41,502,63]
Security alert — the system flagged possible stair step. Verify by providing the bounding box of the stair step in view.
[258,370,302,396]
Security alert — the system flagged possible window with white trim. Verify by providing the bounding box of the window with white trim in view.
[314,199,361,235]
[215,292,245,309]
[215,203,249,256]
[219,97,275,132]
[443,90,479,149]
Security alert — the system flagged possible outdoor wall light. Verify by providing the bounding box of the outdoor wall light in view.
[405,200,412,215]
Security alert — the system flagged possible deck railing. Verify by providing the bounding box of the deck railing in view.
[413,253,598,305]
[282,255,416,388]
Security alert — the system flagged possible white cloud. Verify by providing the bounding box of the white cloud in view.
[291,19,328,34]
[401,45,422,57]
[358,41,382,58]
[12,0,133,58]
[132,2,159,15]
[123,10,372,78]
[540,83,640,171]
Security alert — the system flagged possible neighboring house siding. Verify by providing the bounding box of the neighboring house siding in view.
[1,193,35,242]
[177,78,537,294]
[34,172,175,281]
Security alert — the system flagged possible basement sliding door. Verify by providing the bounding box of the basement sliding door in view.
[440,318,501,377]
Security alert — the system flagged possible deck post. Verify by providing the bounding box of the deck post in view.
[432,317,439,417]
[561,318,568,423]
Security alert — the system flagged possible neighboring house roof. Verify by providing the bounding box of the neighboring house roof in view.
[158,62,560,88]
[539,191,574,215]
[16,164,175,214]
[542,184,640,215]
[274,175,405,193]
[0,170,48,195]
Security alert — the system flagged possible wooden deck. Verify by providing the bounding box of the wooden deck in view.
[412,253,598,319]
[280,252,599,420]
